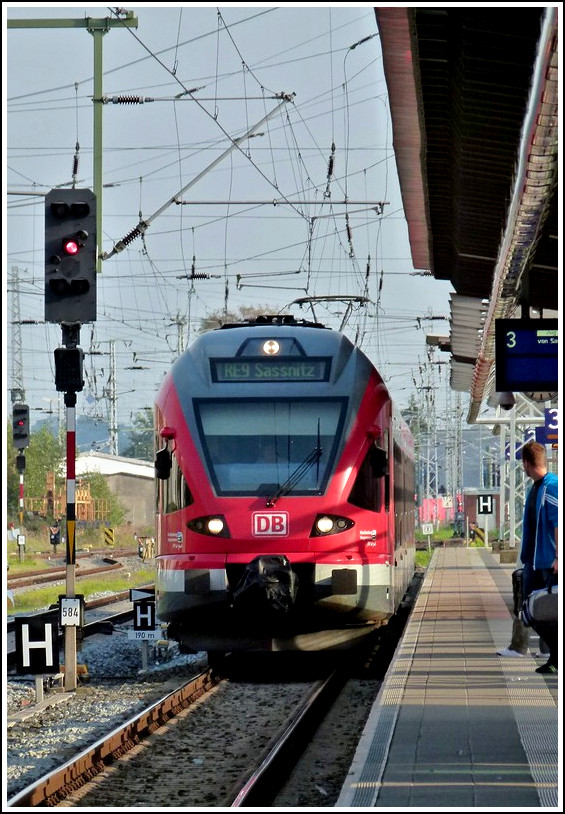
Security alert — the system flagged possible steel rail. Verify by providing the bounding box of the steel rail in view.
[6,670,220,808]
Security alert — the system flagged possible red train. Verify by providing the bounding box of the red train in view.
[154,315,415,653]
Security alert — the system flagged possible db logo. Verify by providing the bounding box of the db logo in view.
[252,512,289,536]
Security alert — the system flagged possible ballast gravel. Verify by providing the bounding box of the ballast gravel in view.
[6,631,382,808]
[6,632,208,802]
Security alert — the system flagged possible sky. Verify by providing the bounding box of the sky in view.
[4,3,459,443]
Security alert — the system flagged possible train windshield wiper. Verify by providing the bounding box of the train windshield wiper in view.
[266,445,322,507]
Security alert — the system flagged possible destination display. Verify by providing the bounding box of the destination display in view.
[211,357,330,383]
[495,319,558,392]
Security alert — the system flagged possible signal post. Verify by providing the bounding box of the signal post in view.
[45,188,96,692]
[12,404,30,528]
[8,8,138,691]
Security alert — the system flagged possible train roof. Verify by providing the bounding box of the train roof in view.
[186,314,357,361]
[215,314,329,331]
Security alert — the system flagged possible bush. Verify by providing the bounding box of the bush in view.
[415,550,433,569]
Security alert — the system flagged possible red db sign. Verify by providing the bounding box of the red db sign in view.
[252,512,289,536]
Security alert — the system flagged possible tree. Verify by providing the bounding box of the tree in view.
[23,425,66,499]
[6,421,21,514]
[199,305,280,333]
[121,408,153,461]
[83,471,127,527]
[6,422,66,517]
[6,420,128,526]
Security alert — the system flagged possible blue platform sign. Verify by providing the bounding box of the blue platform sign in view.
[505,441,523,461]
[545,407,558,443]
[523,426,547,446]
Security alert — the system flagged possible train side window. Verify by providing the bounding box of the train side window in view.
[371,447,387,478]
[161,451,194,514]
[348,445,387,512]
[393,440,414,547]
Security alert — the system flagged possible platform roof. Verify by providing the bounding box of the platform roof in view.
[375,7,558,421]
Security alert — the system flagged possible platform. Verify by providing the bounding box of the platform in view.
[338,546,560,809]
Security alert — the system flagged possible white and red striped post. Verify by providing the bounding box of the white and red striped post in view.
[64,390,78,691]
[18,474,24,527]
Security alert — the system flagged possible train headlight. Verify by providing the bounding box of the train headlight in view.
[311,514,354,537]
[187,515,230,537]
[207,518,224,535]
[316,516,335,534]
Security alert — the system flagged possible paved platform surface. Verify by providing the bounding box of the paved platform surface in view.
[338,546,560,809]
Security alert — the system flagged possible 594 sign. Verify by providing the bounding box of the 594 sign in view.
[59,595,85,627]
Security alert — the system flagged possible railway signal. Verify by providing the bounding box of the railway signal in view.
[54,346,84,392]
[12,403,30,449]
[45,188,97,324]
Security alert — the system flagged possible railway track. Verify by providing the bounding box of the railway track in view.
[7,670,220,808]
[7,589,418,805]
[6,571,423,807]
[6,657,352,808]
[7,558,123,590]
[230,667,346,806]
[7,547,142,586]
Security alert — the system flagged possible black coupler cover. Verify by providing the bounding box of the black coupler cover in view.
[232,555,298,615]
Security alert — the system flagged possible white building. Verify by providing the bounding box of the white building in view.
[75,452,154,529]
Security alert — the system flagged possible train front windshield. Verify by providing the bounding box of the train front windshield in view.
[195,398,346,496]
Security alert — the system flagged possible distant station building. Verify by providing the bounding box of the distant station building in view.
[75,452,154,528]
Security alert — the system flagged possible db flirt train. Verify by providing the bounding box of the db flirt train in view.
[154,315,415,653]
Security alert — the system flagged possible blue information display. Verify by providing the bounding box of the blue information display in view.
[211,357,330,382]
[495,319,558,392]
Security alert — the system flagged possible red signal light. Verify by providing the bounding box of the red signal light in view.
[63,238,80,255]
[61,230,88,256]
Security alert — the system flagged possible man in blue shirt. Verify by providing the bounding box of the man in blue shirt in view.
[497,441,558,672]
[520,441,558,673]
